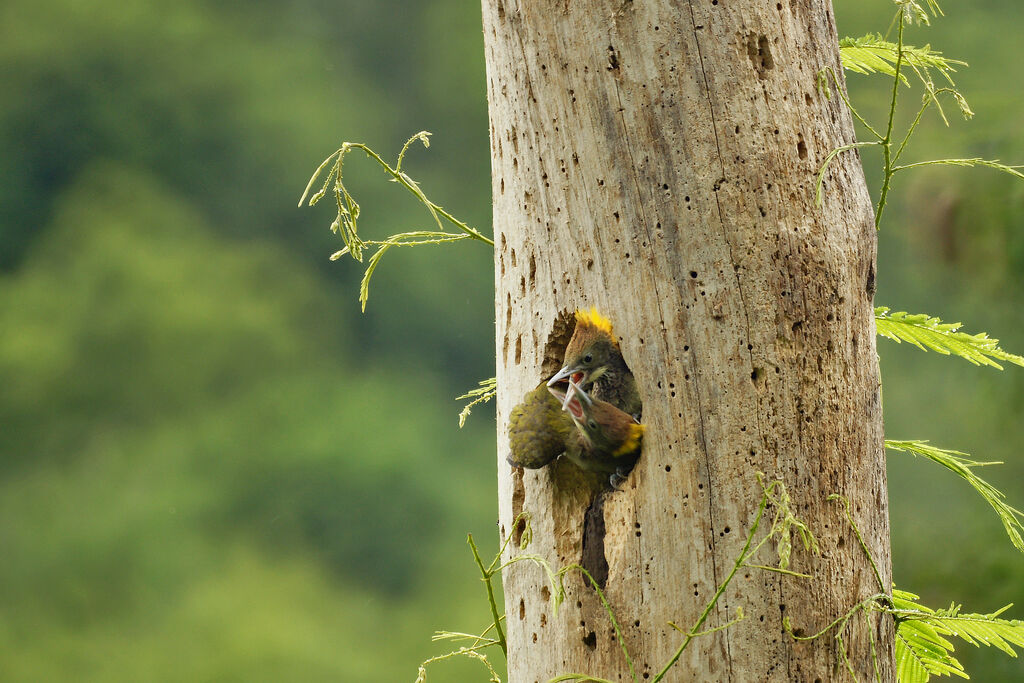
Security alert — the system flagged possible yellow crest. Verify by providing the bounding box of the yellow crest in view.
[575,307,614,336]
[613,423,645,458]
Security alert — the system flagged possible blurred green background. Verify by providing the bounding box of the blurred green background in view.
[0,0,1021,680]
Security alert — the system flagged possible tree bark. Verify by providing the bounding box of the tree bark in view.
[484,1,892,681]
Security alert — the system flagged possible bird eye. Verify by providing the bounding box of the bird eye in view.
[587,419,598,430]
[583,353,593,364]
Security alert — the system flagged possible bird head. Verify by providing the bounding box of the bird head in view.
[547,308,619,400]
[548,379,644,457]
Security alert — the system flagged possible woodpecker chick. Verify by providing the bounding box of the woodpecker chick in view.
[548,308,641,418]
[507,381,575,469]
[548,381,644,486]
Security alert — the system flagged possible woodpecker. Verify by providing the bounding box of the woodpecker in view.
[548,308,642,418]
[507,381,576,469]
[548,380,644,487]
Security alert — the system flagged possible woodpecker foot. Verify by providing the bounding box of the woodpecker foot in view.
[609,466,632,489]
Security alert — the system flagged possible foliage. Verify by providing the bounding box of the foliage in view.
[417,478,818,683]
[839,34,963,89]
[836,2,1024,679]
[818,0,1023,226]
[892,589,1024,682]
[300,132,492,311]
[0,162,498,680]
[876,308,1024,369]
[1,0,500,677]
[885,441,1024,552]
[4,0,1024,679]
[457,377,498,427]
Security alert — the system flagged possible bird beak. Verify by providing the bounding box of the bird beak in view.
[547,382,587,422]
[548,367,587,409]
[565,394,585,422]
[547,381,569,404]
[566,377,592,408]
[547,366,574,386]
[560,376,592,411]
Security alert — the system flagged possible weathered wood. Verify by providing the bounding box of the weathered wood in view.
[484,0,893,680]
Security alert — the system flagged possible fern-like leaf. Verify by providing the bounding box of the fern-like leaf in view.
[457,377,497,428]
[875,307,1024,369]
[840,34,963,86]
[895,619,966,682]
[891,589,1024,682]
[886,440,1024,552]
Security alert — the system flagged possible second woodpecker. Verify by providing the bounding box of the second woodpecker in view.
[548,380,644,487]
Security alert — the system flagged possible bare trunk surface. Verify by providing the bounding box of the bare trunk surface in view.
[483,1,892,680]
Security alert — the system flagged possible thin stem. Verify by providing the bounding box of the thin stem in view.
[824,67,883,140]
[892,158,1024,180]
[829,495,886,592]
[786,593,889,641]
[560,565,636,682]
[815,142,882,206]
[875,12,906,227]
[680,614,746,638]
[433,629,501,647]
[492,512,531,573]
[346,142,494,245]
[652,493,771,682]
[893,87,960,164]
[396,131,429,172]
[837,632,858,682]
[469,533,507,655]
[743,563,812,579]
[298,151,341,207]
[864,608,883,683]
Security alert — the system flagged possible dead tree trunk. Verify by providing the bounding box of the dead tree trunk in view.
[484,1,893,680]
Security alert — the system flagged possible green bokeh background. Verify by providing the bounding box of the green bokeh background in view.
[1,1,1021,680]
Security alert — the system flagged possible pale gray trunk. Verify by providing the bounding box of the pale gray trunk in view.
[484,0,892,680]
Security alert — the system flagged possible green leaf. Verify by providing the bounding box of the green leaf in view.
[457,377,497,427]
[890,589,1024,682]
[886,440,1024,552]
[893,588,967,682]
[895,623,967,682]
[875,307,1024,369]
[840,34,963,87]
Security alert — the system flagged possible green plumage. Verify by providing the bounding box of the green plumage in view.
[510,307,646,485]
[507,383,575,469]
[507,381,645,487]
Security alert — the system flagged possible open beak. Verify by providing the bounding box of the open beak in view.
[549,382,587,424]
[547,380,569,405]
[549,378,592,417]
[560,375,591,410]
[547,366,575,386]
[568,378,591,406]
[548,367,587,409]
